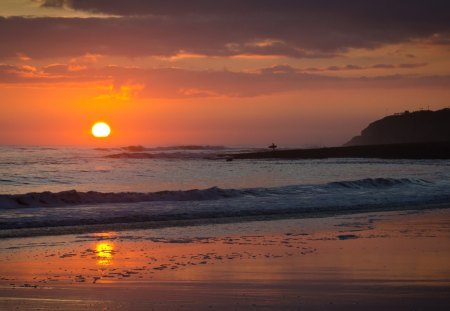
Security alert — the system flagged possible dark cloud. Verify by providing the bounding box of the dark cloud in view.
[398,63,427,69]
[39,0,66,8]
[310,63,427,72]
[1,0,449,59]
[372,64,395,69]
[38,0,450,22]
[1,15,339,59]
[327,65,362,71]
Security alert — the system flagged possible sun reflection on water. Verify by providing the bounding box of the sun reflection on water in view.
[96,242,114,266]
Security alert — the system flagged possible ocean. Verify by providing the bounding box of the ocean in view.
[1,145,450,236]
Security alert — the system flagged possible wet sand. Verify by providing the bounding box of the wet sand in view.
[1,208,450,310]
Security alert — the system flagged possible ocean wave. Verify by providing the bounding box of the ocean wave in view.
[328,177,432,189]
[105,152,154,159]
[131,145,227,151]
[0,177,434,209]
[0,187,248,209]
[1,176,450,235]
[95,145,228,152]
[104,152,220,159]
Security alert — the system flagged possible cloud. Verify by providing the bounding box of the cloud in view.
[37,0,450,22]
[1,63,449,98]
[38,0,66,8]
[1,1,449,59]
[398,63,427,69]
[95,84,143,101]
[16,53,31,61]
[303,63,427,72]
[0,64,41,82]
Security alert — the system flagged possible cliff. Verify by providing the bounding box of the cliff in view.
[345,108,450,146]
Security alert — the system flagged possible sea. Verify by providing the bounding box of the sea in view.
[1,145,450,236]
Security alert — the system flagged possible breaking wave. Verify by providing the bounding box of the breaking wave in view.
[0,187,244,209]
[328,177,431,189]
[0,177,435,209]
[1,176,450,235]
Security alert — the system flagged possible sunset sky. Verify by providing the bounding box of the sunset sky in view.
[1,0,449,146]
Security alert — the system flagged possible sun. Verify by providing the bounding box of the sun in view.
[91,122,111,138]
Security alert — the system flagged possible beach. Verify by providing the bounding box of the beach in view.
[1,207,449,310]
[2,1,450,309]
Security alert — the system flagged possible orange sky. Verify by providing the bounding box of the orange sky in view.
[1,1,449,146]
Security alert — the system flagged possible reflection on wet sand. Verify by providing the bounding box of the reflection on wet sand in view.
[1,209,450,309]
[95,242,114,266]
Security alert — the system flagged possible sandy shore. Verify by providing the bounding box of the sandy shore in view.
[1,208,450,310]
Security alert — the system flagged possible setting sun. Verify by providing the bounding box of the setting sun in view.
[91,122,111,138]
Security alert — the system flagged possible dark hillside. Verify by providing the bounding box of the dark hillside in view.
[345,109,450,146]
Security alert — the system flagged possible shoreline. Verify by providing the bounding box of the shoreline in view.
[228,141,450,159]
[1,202,450,239]
[1,208,449,310]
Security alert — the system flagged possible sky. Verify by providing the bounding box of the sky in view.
[0,0,449,146]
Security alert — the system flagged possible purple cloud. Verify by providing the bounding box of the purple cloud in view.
[1,1,449,59]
